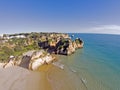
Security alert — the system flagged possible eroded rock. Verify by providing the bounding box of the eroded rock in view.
[19,50,56,70]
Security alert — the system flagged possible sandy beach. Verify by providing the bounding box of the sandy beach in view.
[0,63,87,90]
[0,66,52,90]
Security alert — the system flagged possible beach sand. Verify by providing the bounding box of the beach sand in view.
[38,64,87,90]
[0,66,52,90]
[0,64,86,90]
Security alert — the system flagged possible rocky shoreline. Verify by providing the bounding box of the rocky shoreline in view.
[0,50,56,70]
[38,34,84,55]
[0,33,83,70]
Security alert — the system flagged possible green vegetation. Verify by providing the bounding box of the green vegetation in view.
[0,32,83,62]
[0,32,65,62]
[0,33,40,62]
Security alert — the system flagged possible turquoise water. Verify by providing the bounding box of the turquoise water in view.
[59,33,120,90]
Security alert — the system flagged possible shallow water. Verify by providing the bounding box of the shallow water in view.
[58,33,120,90]
[38,64,87,90]
[36,33,120,90]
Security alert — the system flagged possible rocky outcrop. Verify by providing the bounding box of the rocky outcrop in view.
[75,38,84,48]
[67,42,76,55]
[3,60,15,68]
[55,38,84,55]
[0,33,84,71]
[2,56,16,68]
[0,32,84,62]
[0,50,56,70]
[19,50,56,70]
[38,41,50,49]
[38,37,84,55]
[19,55,31,69]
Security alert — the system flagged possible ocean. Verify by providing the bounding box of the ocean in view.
[57,33,120,90]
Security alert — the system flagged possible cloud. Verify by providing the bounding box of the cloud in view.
[92,25,120,30]
[88,25,120,34]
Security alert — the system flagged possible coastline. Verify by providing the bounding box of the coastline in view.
[0,63,87,90]
[0,33,85,90]
[0,32,120,90]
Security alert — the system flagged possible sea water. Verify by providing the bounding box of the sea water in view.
[58,33,120,90]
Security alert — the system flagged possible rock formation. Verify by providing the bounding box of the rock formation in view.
[0,33,84,70]
[19,50,56,70]
[0,50,56,71]
[38,37,84,55]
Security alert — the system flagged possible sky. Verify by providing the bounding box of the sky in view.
[0,0,120,34]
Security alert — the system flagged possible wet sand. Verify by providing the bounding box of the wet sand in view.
[38,64,87,90]
[0,64,86,90]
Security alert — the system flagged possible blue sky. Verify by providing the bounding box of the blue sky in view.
[0,0,120,34]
